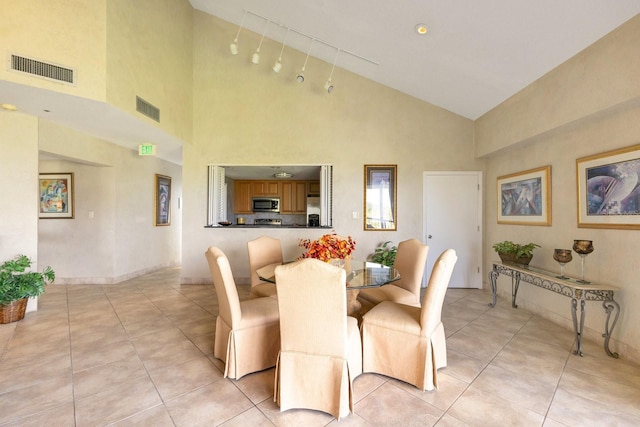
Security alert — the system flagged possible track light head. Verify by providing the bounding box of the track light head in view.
[251,51,260,64]
[273,59,282,73]
[324,79,334,93]
[297,72,305,83]
[230,40,238,55]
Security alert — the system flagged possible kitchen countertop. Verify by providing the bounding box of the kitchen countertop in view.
[205,224,330,229]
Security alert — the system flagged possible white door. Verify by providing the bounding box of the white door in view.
[423,172,482,288]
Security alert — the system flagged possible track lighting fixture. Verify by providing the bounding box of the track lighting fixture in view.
[272,28,289,73]
[297,39,315,83]
[324,48,340,93]
[251,19,270,65]
[229,10,247,55]
[229,10,379,92]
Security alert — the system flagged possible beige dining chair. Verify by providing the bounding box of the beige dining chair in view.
[361,249,457,391]
[247,236,283,298]
[357,238,429,314]
[205,246,280,379]
[273,258,362,420]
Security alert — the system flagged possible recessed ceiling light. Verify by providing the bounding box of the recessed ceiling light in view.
[1,104,18,111]
[415,24,428,35]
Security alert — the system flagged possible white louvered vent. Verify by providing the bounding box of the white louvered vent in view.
[136,96,160,122]
[9,54,75,85]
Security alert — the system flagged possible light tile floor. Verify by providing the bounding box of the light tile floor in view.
[1,267,639,426]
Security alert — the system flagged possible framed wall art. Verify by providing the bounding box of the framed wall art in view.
[497,166,551,226]
[364,165,397,231]
[155,174,171,226]
[577,144,640,229]
[39,173,74,219]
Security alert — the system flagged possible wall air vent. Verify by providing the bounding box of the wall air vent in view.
[9,54,75,85]
[136,96,160,122]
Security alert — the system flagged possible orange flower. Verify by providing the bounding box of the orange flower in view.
[299,234,356,262]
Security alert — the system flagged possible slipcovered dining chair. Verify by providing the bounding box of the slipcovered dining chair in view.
[361,249,457,391]
[357,239,429,314]
[274,258,362,420]
[247,236,283,298]
[205,246,280,380]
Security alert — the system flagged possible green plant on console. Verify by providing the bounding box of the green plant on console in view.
[0,255,55,305]
[370,241,398,267]
[492,240,541,264]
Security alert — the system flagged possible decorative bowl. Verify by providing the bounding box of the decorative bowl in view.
[218,221,232,226]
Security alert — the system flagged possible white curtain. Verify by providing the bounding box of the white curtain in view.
[320,165,333,227]
[208,165,227,225]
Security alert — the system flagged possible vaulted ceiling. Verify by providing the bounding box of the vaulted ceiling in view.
[191,0,640,119]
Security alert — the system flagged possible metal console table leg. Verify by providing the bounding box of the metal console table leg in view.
[489,269,498,308]
[603,299,620,358]
[571,298,586,356]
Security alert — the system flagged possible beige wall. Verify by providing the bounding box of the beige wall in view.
[478,15,640,361]
[0,112,39,263]
[106,0,193,144]
[0,0,107,101]
[37,120,182,284]
[180,13,481,284]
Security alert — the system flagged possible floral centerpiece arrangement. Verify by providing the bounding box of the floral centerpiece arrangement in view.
[299,233,356,262]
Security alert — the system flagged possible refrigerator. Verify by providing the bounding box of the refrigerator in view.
[306,196,321,226]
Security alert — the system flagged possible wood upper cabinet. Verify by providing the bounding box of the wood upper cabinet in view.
[233,180,313,214]
[233,181,252,214]
[281,181,308,214]
[252,181,280,196]
[308,180,320,195]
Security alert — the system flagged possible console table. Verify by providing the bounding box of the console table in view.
[488,261,620,358]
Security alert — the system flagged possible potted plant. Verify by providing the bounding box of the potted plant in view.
[370,241,397,267]
[0,255,55,324]
[492,241,540,265]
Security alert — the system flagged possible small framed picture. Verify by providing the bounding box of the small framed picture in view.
[577,144,640,229]
[497,166,551,226]
[39,173,74,219]
[364,165,397,231]
[155,174,171,226]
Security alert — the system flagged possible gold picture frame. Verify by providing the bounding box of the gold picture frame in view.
[497,166,551,226]
[577,144,640,229]
[155,174,171,226]
[364,165,397,231]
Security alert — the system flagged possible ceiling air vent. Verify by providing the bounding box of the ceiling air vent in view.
[136,96,160,122]
[9,54,75,85]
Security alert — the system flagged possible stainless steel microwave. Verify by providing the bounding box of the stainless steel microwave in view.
[252,197,280,213]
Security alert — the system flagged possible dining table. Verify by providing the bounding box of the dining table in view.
[256,259,400,317]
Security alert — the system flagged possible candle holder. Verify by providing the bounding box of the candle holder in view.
[553,249,573,279]
[573,240,594,284]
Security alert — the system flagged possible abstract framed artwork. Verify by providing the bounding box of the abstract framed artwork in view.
[364,164,397,231]
[577,144,640,229]
[497,166,551,226]
[39,173,74,219]
[155,174,171,226]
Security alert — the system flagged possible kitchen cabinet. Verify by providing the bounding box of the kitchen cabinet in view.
[252,181,280,196]
[308,180,320,195]
[281,181,308,214]
[233,181,252,214]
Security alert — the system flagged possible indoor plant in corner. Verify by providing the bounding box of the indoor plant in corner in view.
[370,241,398,267]
[492,241,541,265]
[0,255,55,324]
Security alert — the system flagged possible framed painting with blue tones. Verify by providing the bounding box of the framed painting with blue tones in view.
[497,166,551,226]
[577,144,640,229]
[155,174,171,226]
